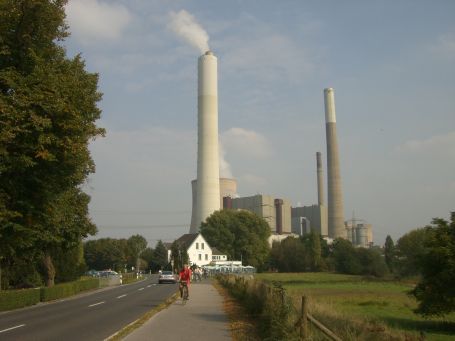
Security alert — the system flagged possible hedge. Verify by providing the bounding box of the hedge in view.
[40,278,99,302]
[0,287,41,311]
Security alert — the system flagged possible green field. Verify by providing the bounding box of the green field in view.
[255,273,455,340]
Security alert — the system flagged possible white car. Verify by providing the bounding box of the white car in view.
[158,271,177,284]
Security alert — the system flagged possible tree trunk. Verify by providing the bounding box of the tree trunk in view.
[43,253,56,287]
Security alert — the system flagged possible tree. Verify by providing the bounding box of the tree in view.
[331,238,360,274]
[411,215,455,316]
[200,210,271,269]
[384,235,395,272]
[84,238,128,272]
[127,235,147,272]
[153,240,169,271]
[270,237,306,272]
[0,0,104,287]
[396,228,428,276]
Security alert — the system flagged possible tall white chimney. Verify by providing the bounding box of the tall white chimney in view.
[190,51,220,233]
[324,88,345,239]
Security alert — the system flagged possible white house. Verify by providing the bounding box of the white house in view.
[211,247,228,262]
[173,234,213,266]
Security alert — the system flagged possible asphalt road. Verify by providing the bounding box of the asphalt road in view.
[0,275,178,341]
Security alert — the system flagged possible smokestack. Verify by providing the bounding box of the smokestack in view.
[275,199,284,235]
[324,88,345,239]
[190,51,220,233]
[316,152,324,206]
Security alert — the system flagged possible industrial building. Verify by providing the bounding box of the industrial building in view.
[230,194,292,235]
[345,220,373,248]
[185,48,373,245]
[291,205,328,236]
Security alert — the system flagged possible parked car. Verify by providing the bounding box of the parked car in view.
[85,269,99,277]
[158,271,177,284]
[98,270,122,278]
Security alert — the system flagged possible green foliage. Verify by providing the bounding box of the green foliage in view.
[395,228,428,276]
[384,235,395,272]
[270,237,306,272]
[153,240,169,270]
[218,275,299,340]
[170,240,188,272]
[127,234,147,271]
[0,287,41,311]
[40,277,98,302]
[201,210,271,269]
[84,238,129,272]
[411,215,455,317]
[256,272,455,340]
[52,241,86,283]
[0,0,103,288]
[331,238,388,277]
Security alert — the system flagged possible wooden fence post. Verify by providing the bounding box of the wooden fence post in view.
[301,295,308,340]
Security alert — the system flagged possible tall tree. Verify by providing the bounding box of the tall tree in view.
[411,214,455,316]
[127,235,147,272]
[396,228,428,276]
[384,235,395,272]
[0,0,104,287]
[153,240,169,271]
[200,209,271,269]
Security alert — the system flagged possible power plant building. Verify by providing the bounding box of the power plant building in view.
[190,177,237,233]
[230,194,292,234]
[291,205,328,236]
[345,221,373,248]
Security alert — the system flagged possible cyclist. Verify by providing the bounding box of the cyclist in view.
[178,264,192,299]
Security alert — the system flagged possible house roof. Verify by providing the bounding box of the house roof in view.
[211,247,224,255]
[175,233,199,247]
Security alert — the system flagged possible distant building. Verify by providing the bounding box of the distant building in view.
[345,221,373,247]
[291,204,328,237]
[230,194,292,234]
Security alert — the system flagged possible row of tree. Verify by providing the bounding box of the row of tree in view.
[0,0,103,289]
[86,237,173,274]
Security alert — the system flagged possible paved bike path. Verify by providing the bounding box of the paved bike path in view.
[122,281,231,341]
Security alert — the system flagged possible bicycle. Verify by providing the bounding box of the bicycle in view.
[179,281,189,302]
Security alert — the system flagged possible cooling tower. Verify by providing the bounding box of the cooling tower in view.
[190,177,237,232]
[324,88,345,239]
[316,152,324,206]
[190,51,221,234]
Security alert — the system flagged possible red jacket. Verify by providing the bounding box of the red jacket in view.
[179,268,191,285]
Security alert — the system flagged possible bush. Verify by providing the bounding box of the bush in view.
[0,288,41,311]
[217,274,299,340]
[40,278,99,302]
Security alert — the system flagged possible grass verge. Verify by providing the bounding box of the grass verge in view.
[105,291,179,340]
[213,279,261,341]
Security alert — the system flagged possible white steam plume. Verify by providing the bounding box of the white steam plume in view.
[169,10,210,54]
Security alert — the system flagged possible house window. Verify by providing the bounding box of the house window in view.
[196,242,199,249]
[201,243,204,249]
[205,254,208,260]
[198,254,202,260]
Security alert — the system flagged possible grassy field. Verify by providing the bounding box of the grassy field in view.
[255,272,455,340]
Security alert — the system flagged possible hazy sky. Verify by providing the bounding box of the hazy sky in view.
[64,0,455,247]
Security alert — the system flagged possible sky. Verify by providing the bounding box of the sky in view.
[63,0,455,247]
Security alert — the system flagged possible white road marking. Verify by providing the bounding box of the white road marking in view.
[147,285,152,288]
[117,294,127,299]
[152,284,157,286]
[88,301,105,307]
[0,324,26,333]
[138,287,144,291]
